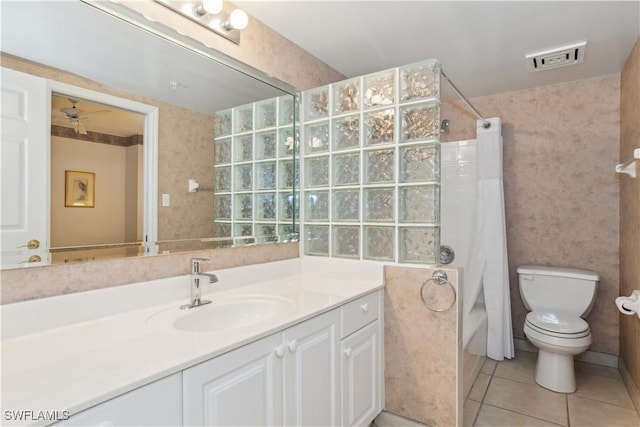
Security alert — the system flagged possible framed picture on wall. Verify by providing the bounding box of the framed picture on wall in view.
[65,170,95,208]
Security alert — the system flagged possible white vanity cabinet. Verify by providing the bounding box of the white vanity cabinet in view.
[340,291,383,427]
[182,333,284,426]
[182,309,341,426]
[55,373,182,426]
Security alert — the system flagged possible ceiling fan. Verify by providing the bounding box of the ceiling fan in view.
[55,98,110,135]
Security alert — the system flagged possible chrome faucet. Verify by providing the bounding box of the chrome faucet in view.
[181,258,218,309]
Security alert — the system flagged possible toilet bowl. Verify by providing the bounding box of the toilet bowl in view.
[518,266,599,393]
[523,310,592,392]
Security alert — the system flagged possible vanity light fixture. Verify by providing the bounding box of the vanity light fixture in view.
[154,0,249,44]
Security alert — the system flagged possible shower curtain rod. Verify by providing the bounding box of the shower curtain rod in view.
[440,70,491,129]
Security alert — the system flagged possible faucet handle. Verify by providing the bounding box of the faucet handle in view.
[190,257,210,273]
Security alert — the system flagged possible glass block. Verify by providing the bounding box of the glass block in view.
[255,162,277,190]
[333,153,360,186]
[256,131,277,160]
[214,166,231,192]
[279,224,298,240]
[304,86,329,121]
[256,99,277,129]
[214,195,231,219]
[279,192,297,221]
[364,70,395,108]
[333,115,360,151]
[279,95,296,126]
[400,59,441,102]
[304,156,329,188]
[234,223,253,237]
[333,189,360,222]
[279,160,299,190]
[256,223,278,238]
[333,78,360,114]
[305,121,330,154]
[364,109,395,146]
[214,222,232,238]
[279,126,296,157]
[234,194,253,220]
[214,137,231,164]
[234,165,253,191]
[400,143,440,182]
[214,109,232,137]
[305,190,329,222]
[399,185,440,223]
[234,104,254,133]
[234,134,253,162]
[364,188,394,222]
[364,226,394,261]
[365,149,394,184]
[400,100,441,143]
[305,225,329,256]
[255,193,276,220]
[399,226,439,264]
[332,225,360,259]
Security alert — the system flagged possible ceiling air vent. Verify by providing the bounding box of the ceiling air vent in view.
[526,41,587,72]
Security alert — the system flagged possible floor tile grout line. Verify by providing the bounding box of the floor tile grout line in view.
[478,402,567,427]
[569,393,639,411]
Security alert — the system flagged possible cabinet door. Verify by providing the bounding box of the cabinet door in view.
[283,309,340,426]
[55,373,182,426]
[341,321,380,427]
[183,333,283,426]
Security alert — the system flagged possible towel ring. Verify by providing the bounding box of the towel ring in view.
[421,270,456,312]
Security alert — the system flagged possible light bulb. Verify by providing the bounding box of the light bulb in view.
[228,9,248,30]
[196,0,223,15]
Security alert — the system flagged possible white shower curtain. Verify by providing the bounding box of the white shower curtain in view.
[476,118,514,360]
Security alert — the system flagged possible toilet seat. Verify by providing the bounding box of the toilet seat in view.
[525,310,590,338]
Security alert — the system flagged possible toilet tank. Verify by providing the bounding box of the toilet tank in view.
[517,266,599,317]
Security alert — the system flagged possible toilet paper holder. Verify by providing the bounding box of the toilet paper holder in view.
[615,290,640,319]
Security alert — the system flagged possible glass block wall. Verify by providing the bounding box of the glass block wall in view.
[213,95,298,244]
[301,59,441,264]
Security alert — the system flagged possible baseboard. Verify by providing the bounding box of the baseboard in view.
[619,358,640,415]
[513,337,619,368]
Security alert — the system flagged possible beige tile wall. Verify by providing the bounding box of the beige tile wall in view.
[441,74,621,355]
[384,265,462,426]
[619,36,640,410]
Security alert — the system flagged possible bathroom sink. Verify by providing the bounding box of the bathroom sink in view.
[147,295,296,333]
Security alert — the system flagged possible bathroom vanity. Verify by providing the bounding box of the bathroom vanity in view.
[1,259,384,426]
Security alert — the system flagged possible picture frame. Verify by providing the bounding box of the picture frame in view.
[65,170,95,208]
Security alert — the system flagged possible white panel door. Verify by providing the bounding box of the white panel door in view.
[341,320,380,427]
[283,309,340,426]
[0,67,49,267]
[182,333,283,426]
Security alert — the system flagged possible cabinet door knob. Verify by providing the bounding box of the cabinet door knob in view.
[20,255,41,264]
[344,347,352,358]
[275,344,285,358]
[288,340,298,352]
[360,303,369,313]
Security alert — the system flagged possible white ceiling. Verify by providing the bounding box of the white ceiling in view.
[236,1,640,99]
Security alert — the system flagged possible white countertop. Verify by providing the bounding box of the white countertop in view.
[1,258,384,426]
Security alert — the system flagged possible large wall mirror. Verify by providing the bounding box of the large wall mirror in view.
[0,0,299,269]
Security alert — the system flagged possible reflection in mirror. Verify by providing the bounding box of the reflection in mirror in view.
[50,94,146,264]
[0,0,298,269]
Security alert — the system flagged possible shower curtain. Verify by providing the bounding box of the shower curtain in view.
[476,117,514,360]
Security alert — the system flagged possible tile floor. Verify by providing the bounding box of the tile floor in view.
[464,351,640,427]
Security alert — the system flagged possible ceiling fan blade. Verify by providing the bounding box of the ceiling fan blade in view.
[78,122,88,135]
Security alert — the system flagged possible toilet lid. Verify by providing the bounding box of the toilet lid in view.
[526,310,589,334]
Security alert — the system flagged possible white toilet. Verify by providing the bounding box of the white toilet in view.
[517,265,599,393]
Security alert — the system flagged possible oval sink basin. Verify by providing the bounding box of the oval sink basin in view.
[147,295,296,333]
